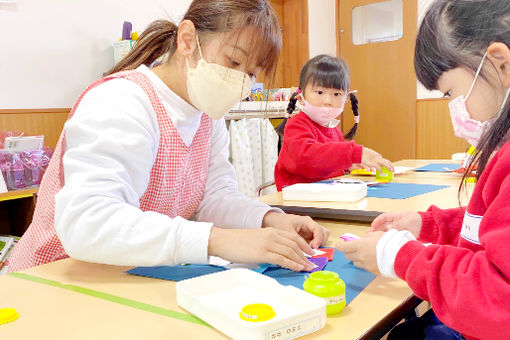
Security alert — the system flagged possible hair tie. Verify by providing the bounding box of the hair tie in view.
[353,116,360,124]
[296,89,302,94]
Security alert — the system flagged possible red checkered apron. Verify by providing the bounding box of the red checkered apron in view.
[8,71,212,272]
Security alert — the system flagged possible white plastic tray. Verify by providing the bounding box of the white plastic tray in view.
[176,269,326,340]
[282,181,367,202]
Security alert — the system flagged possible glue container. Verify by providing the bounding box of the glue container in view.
[303,271,345,315]
[376,166,394,182]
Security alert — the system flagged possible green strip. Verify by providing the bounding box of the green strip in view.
[8,272,209,327]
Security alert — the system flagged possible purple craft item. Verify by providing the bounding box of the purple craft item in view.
[122,21,132,40]
[306,257,328,273]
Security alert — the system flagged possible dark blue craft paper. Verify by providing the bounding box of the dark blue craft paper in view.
[126,264,226,281]
[126,250,375,306]
[413,163,460,172]
[367,182,449,199]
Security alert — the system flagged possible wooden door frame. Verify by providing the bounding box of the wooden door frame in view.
[334,0,418,161]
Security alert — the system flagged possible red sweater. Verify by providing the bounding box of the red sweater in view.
[274,112,363,191]
[395,140,510,340]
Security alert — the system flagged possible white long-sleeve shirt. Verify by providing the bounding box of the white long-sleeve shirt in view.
[54,65,276,267]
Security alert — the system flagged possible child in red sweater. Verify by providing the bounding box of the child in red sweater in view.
[336,1,510,339]
[274,55,393,190]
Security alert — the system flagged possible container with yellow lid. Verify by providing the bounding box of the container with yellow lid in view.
[0,308,19,325]
[303,271,345,315]
[239,303,275,322]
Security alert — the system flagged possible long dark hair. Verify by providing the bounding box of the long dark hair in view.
[106,0,281,78]
[415,0,510,195]
[276,54,359,140]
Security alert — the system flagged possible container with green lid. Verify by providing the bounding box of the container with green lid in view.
[376,166,394,182]
[303,271,345,315]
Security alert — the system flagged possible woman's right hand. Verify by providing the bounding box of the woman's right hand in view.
[361,147,394,172]
[369,211,422,238]
[208,227,316,272]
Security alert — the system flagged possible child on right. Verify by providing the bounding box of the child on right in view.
[274,55,393,191]
[336,1,510,339]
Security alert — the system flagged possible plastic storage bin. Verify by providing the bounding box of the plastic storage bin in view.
[177,269,327,340]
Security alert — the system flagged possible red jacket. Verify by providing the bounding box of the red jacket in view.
[274,112,363,191]
[395,140,510,340]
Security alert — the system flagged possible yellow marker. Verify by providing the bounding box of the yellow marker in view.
[350,169,375,176]
[0,308,19,325]
[239,303,275,322]
[462,145,477,168]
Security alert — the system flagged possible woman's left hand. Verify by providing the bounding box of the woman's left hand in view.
[262,212,330,249]
[335,231,385,275]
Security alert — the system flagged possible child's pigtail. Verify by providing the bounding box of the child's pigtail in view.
[276,91,299,138]
[286,91,300,115]
[276,90,300,151]
[344,92,359,140]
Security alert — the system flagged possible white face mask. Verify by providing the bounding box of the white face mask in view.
[448,52,510,146]
[186,36,253,120]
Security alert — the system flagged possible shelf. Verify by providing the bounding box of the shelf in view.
[0,188,38,202]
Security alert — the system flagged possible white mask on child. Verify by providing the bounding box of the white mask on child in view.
[448,52,510,146]
[186,36,253,120]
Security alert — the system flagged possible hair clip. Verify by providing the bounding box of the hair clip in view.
[296,89,302,94]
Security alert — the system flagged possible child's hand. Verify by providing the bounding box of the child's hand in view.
[262,212,330,249]
[335,231,384,275]
[348,164,369,171]
[370,211,422,237]
[361,147,394,172]
[208,227,316,272]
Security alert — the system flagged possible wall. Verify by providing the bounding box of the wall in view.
[0,0,193,109]
[308,0,336,58]
[1,1,440,103]
[416,99,468,158]
[0,109,69,149]
[417,0,443,99]
[415,0,467,157]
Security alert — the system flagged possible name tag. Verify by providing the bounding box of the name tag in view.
[460,212,482,245]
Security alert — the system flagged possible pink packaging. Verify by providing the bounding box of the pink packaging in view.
[0,148,53,190]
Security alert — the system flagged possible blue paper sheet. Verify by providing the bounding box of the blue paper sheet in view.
[126,250,375,306]
[367,182,449,199]
[127,264,226,281]
[413,163,461,172]
[263,250,375,305]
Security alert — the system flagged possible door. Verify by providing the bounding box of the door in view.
[264,0,309,88]
[337,0,418,161]
[281,0,309,87]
